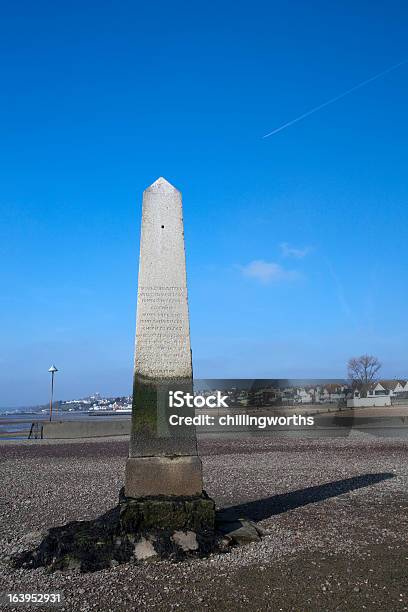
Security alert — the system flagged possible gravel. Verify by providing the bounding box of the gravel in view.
[0,433,407,611]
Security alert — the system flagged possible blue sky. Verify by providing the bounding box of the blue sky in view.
[1,1,408,406]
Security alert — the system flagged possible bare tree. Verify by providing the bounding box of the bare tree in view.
[347,354,382,397]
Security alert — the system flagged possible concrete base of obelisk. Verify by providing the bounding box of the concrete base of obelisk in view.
[123,455,216,534]
[125,455,203,498]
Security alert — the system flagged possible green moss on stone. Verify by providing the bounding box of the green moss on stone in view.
[132,379,158,434]
[120,496,215,533]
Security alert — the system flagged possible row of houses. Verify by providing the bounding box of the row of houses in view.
[356,380,408,398]
[294,384,348,404]
[214,384,350,406]
[288,380,408,403]
[206,380,408,407]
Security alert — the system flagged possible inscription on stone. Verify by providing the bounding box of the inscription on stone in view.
[136,286,190,378]
[128,177,198,459]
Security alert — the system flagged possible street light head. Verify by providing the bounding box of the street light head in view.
[48,365,58,373]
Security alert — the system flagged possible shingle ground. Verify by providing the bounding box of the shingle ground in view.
[0,433,407,611]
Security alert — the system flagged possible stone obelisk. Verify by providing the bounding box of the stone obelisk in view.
[125,177,204,499]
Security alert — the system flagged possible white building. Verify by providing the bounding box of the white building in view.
[368,380,406,397]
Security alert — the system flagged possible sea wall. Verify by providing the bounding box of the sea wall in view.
[40,419,131,439]
[347,397,392,408]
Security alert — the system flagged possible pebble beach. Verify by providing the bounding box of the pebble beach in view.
[0,433,407,611]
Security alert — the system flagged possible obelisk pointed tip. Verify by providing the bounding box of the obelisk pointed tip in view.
[145,177,180,193]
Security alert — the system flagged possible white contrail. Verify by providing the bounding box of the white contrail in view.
[262,59,408,138]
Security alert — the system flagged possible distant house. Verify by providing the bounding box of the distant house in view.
[258,389,279,405]
[296,388,313,404]
[368,380,406,397]
[323,383,347,403]
[313,384,347,403]
[317,387,330,403]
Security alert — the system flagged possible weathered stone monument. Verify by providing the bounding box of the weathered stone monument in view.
[14,178,260,572]
[121,177,215,540]
[125,177,201,496]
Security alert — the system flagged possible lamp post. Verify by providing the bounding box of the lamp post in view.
[48,365,58,422]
